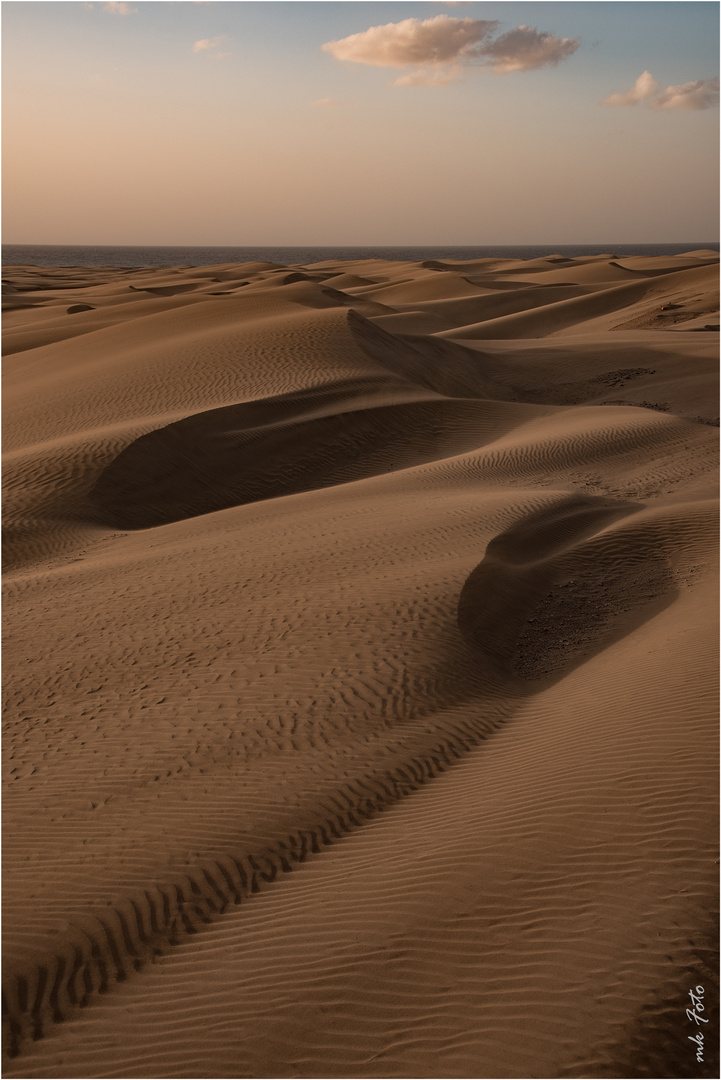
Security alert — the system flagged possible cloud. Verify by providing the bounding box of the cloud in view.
[602,71,719,111]
[322,15,579,86]
[480,25,580,74]
[103,1,135,13]
[193,37,223,52]
[654,77,719,110]
[323,16,496,69]
[602,70,660,107]
[393,66,463,87]
[311,98,341,107]
[192,36,230,58]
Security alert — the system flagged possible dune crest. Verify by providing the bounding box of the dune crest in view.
[3,252,718,1079]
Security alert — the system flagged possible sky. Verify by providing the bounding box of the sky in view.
[2,1,719,245]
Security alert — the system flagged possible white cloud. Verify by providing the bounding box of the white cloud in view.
[103,1,135,13]
[393,66,462,87]
[602,70,660,107]
[654,77,719,111]
[602,71,719,111]
[323,16,496,69]
[192,36,229,58]
[193,37,222,52]
[322,15,579,86]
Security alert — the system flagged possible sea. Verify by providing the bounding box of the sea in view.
[3,243,718,269]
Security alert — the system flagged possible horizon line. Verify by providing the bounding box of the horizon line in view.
[4,241,719,249]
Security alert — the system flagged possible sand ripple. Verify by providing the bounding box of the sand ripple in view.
[3,253,718,1078]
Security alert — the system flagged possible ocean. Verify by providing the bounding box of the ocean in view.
[3,243,718,269]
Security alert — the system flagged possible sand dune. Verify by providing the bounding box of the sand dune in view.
[2,252,718,1079]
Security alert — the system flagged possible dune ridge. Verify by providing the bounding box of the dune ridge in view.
[2,252,718,1079]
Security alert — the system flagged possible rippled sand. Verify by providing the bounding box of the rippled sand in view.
[3,251,718,1078]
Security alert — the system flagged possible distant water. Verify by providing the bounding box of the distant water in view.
[3,243,718,269]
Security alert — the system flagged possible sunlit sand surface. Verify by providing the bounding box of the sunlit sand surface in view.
[3,251,718,1078]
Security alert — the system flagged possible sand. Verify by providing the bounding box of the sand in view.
[2,251,718,1079]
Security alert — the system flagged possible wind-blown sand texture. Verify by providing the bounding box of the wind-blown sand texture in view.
[3,251,719,1079]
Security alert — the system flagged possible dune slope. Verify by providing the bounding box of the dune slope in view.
[2,252,718,1079]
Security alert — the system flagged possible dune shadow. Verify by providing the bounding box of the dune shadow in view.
[458,495,678,693]
[86,377,507,530]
